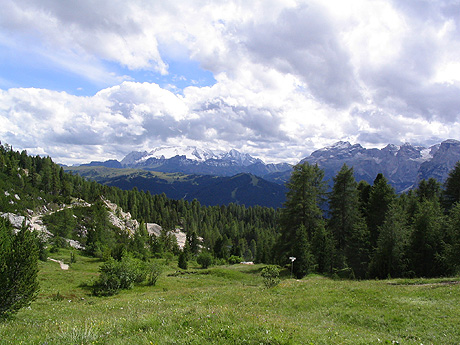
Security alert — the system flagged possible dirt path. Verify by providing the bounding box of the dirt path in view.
[48,257,69,270]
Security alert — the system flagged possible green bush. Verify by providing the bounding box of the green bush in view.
[93,255,146,296]
[197,251,213,269]
[228,255,243,265]
[146,262,163,286]
[261,265,281,288]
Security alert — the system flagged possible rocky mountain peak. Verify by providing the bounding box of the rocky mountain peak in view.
[300,139,460,193]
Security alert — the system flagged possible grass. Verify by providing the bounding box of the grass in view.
[1,250,460,344]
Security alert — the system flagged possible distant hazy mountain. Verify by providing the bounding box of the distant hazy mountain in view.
[79,140,460,196]
[84,146,292,178]
[300,139,460,193]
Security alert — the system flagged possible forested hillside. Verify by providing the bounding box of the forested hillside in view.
[65,166,287,208]
[0,143,278,264]
[2,141,460,283]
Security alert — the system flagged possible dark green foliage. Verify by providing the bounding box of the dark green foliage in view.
[278,163,326,242]
[366,174,396,250]
[178,251,188,270]
[93,255,146,296]
[311,223,334,274]
[276,162,326,277]
[197,251,213,269]
[0,219,39,318]
[261,265,280,288]
[293,224,315,278]
[444,203,460,274]
[328,165,360,251]
[345,217,370,279]
[408,200,446,277]
[43,207,77,239]
[443,161,460,211]
[228,255,243,265]
[368,203,408,278]
[328,164,365,269]
[416,178,441,202]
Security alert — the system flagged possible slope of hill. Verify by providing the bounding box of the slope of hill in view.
[66,166,287,208]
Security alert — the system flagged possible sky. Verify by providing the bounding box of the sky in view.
[1,0,460,165]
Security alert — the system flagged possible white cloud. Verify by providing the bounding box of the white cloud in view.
[2,0,460,164]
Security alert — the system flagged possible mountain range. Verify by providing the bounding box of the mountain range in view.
[301,139,460,192]
[83,146,291,178]
[75,140,460,207]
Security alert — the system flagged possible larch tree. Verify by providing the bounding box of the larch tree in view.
[408,199,446,277]
[366,174,396,251]
[443,161,460,211]
[276,162,327,277]
[368,202,409,279]
[328,164,363,268]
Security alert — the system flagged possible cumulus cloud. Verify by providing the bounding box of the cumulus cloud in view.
[2,0,460,164]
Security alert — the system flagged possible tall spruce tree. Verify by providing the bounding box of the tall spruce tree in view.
[444,202,460,274]
[276,162,327,276]
[368,202,408,278]
[408,199,446,277]
[366,174,396,251]
[443,161,460,211]
[328,164,363,267]
[293,224,314,278]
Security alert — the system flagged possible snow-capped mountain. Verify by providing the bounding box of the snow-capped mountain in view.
[81,140,460,194]
[300,139,460,192]
[134,146,222,163]
[122,146,264,166]
[115,146,289,177]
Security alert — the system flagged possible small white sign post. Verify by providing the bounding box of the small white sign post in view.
[289,256,296,279]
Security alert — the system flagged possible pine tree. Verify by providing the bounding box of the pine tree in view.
[408,200,446,277]
[444,202,460,274]
[293,225,314,278]
[368,202,408,278]
[328,164,362,267]
[276,162,326,276]
[416,178,441,202]
[178,251,188,270]
[345,217,370,279]
[0,219,39,318]
[311,223,334,274]
[366,174,396,251]
[443,161,460,211]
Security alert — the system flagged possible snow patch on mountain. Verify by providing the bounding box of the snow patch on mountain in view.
[142,146,222,162]
[413,148,433,162]
[121,146,263,166]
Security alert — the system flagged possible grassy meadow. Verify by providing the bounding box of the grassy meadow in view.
[1,249,460,344]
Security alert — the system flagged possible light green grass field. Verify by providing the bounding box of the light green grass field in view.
[1,250,460,344]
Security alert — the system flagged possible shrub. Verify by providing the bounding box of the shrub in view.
[197,251,213,269]
[261,265,280,288]
[228,255,243,265]
[0,219,39,318]
[93,255,146,296]
[146,262,163,286]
